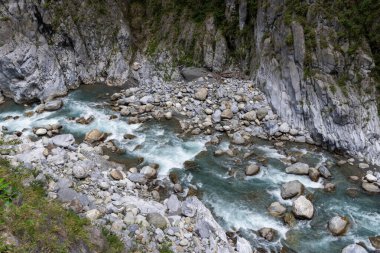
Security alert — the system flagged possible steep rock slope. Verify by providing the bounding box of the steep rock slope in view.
[1,0,380,164]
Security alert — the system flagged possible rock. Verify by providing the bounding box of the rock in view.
[308,167,320,182]
[173,183,183,193]
[128,173,147,184]
[268,202,286,217]
[181,67,209,81]
[285,162,310,175]
[361,182,380,193]
[318,165,332,178]
[258,227,276,241]
[76,115,95,125]
[140,166,156,179]
[292,196,314,219]
[236,237,253,253]
[85,209,101,221]
[256,108,268,120]
[44,99,63,111]
[232,132,245,145]
[84,129,106,144]
[110,169,125,180]
[164,111,173,120]
[51,134,75,148]
[123,133,136,140]
[283,212,296,227]
[35,128,47,136]
[146,213,168,229]
[365,174,377,183]
[166,195,181,215]
[324,183,336,192]
[328,216,349,236]
[369,236,380,249]
[281,180,304,199]
[243,111,256,121]
[212,110,222,122]
[245,164,260,176]
[72,166,88,179]
[341,244,368,253]
[350,176,360,181]
[194,88,208,101]
[132,62,142,71]
[221,109,233,119]
[182,199,197,217]
[279,122,290,133]
[358,163,369,169]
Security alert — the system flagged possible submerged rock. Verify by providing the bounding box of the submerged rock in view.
[328,216,349,236]
[292,196,314,219]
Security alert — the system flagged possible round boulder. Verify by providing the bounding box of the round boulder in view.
[328,216,349,236]
[341,244,368,253]
[285,162,310,175]
[245,164,260,176]
[281,180,304,200]
[268,202,286,217]
[194,88,208,101]
[292,195,314,219]
[84,129,106,144]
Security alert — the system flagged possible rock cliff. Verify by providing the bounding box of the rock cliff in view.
[1,0,380,164]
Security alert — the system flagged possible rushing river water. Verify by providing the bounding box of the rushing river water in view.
[1,84,379,253]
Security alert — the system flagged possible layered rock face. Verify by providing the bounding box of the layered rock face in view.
[1,0,380,164]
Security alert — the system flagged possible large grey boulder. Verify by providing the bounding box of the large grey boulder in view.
[166,195,181,215]
[281,180,304,199]
[180,67,209,81]
[341,244,368,253]
[292,196,314,219]
[44,99,63,111]
[318,165,332,178]
[285,162,310,175]
[140,166,156,179]
[51,134,75,148]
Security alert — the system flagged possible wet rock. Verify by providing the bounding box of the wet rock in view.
[123,133,137,140]
[140,166,156,179]
[328,216,349,236]
[146,213,168,229]
[84,129,106,144]
[194,88,208,101]
[285,162,309,175]
[361,182,380,193]
[292,196,314,219]
[308,168,320,182]
[258,227,276,241]
[245,164,260,176]
[341,244,368,253]
[268,202,286,217]
[35,128,47,136]
[281,180,304,199]
[318,165,332,178]
[283,212,296,227]
[44,99,63,111]
[324,183,336,192]
[76,115,95,125]
[369,236,380,249]
[110,169,125,180]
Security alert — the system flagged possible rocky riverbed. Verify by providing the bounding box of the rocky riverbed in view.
[1,75,380,253]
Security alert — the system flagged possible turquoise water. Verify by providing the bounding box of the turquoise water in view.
[1,84,379,252]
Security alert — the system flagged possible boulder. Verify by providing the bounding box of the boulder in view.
[243,111,256,121]
[358,163,369,169]
[85,209,101,221]
[318,165,332,178]
[308,167,320,182]
[72,166,88,179]
[268,202,286,217]
[256,108,268,120]
[140,166,156,179]
[84,129,106,144]
[166,195,181,215]
[181,199,197,217]
[221,109,233,119]
[146,213,168,229]
[51,134,75,148]
[110,169,125,180]
[365,174,377,183]
[279,122,290,133]
[292,196,314,219]
[180,67,209,81]
[258,227,276,241]
[35,128,47,136]
[128,173,147,184]
[362,182,380,193]
[44,99,63,111]
[212,110,222,123]
[194,88,208,101]
[245,164,260,176]
[232,132,245,145]
[328,216,349,236]
[281,180,304,199]
[341,244,368,253]
[285,162,310,175]
[369,236,380,249]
